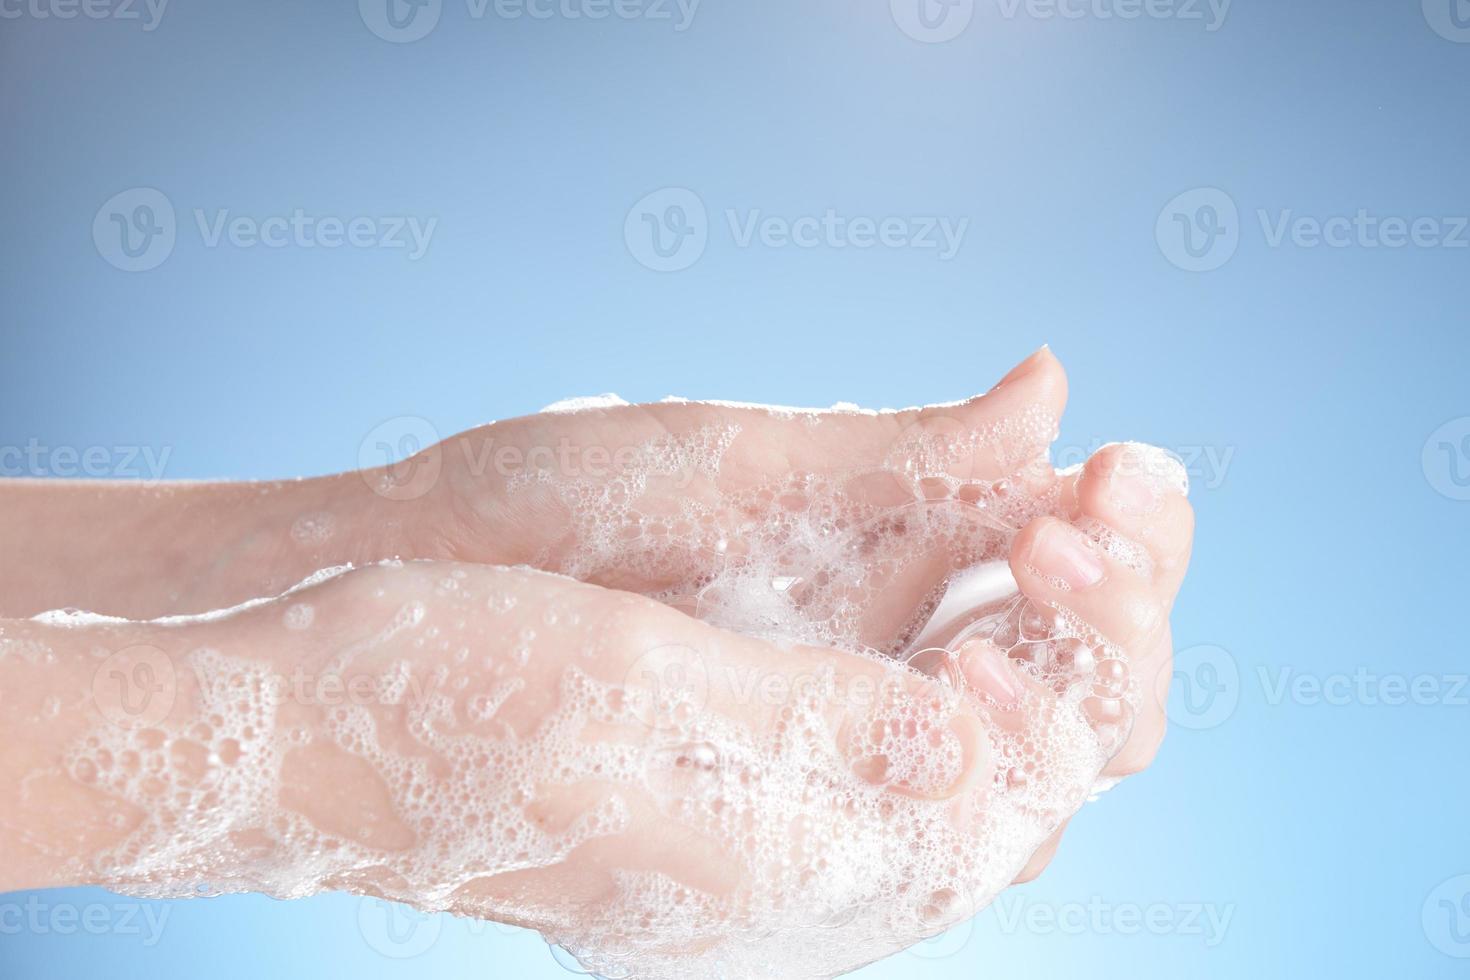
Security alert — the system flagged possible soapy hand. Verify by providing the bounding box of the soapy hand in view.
[0,348,1194,978]
[410,348,1192,786]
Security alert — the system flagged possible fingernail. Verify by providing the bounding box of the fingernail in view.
[1028,522,1104,590]
[958,640,1021,707]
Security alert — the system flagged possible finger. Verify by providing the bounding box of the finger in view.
[1071,442,1194,603]
[460,347,1070,591]
[510,568,1000,804]
[1068,443,1193,775]
[1007,516,1170,770]
[872,345,1069,488]
[1008,517,1167,655]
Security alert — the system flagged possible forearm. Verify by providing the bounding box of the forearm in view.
[0,613,185,892]
[0,566,461,894]
[0,563,688,902]
[0,470,435,620]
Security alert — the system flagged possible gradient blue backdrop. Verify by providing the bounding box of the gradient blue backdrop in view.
[2,0,1468,976]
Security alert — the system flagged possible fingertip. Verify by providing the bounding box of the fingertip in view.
[986,346,1068,423]
[1075,444,1196,596]
[1079,442,1189,513]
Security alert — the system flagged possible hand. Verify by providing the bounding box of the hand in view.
[0,349,1064,626]
[0,348,1194,976]
[3,561,1020,977]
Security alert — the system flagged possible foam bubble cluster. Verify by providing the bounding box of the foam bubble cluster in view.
[57,400,1149,979]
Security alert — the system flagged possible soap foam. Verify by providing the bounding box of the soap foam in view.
[57,398,1145,979]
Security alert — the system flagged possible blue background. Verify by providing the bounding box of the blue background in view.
[2,0,1468,976]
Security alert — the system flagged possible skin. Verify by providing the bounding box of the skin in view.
[0,349,1193,929]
